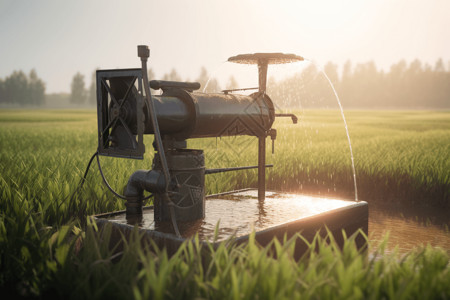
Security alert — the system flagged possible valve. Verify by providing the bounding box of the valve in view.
[268,129,277,154]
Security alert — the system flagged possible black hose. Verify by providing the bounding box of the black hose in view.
[96,152,153,201]
[96,153,127,200]
[79,151,98,189]
[71,149,153,203]
[67,151,99,206]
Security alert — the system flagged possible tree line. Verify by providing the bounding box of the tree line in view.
[67,67,222,105]
[268,58,450,109]
[1,58,449,109]
[0,70,45,106]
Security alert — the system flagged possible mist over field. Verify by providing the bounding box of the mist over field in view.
[1,58,449,110]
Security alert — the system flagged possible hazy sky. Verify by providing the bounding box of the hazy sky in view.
[1,0,449,93]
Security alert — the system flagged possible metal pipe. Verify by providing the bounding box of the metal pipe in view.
[150,80,200,91]
[142,92,275,139]
[258,60,268,94]
[258,136,266,201]
[138,45,171,193]
[138,45,181,237]
[275,113,298,124]
[205,164,273,175]
[222,87,258,94]
[124,170,165,197]
[257,59,269,201]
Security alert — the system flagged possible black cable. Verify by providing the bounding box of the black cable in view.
[71,149,153,203]
[79,151,98,189]
[67,150,99,205]
[95,152,153,201]
[96,153,127,200]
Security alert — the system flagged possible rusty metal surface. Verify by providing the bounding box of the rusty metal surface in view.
[228,53,304,65]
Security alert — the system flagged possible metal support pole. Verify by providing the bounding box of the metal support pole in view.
[258,136,266,201]
[257,59,269,201]
[258,61,268,94]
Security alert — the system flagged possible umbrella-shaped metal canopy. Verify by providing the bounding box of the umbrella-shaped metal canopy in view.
[228,53,304,65]
[228,53,304,201]
[227,53,304,94]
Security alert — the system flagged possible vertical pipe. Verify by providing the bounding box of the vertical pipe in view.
[257,60,268,201]
[258,61,268,94]
[258,136,266,201]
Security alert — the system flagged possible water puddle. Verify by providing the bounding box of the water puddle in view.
[105,190,449,254]
[368,202,450,254]
[106,190,360,242]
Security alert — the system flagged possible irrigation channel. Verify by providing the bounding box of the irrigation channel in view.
[369,202,450,255]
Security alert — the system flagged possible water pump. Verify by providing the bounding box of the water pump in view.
[96,45,303,232]
[93,45,368,256]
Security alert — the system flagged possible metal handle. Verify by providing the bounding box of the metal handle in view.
[138,45,181,237]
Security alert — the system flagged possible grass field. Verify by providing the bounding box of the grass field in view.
[0,109,449,298]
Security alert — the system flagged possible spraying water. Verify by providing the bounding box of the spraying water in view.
[203,62,226,93]
[312,62,359,201]
[203,59,359,201]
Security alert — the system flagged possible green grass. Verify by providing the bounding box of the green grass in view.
[0,109,449,298]
[2,222,449,299]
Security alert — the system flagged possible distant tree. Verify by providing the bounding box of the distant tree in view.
[322,62,341,107]
[195,66,221,92]
[0,70,46,106]
[432,58,448,108]
[146,68,160,95]
[338,60,353,106]
[4,70,28,105]
[352,61,378,107]
[28,69,45,106]
[386,60,407,108]
[207,79,221,92]
[70,72,86,104]
[196,67,209,91]
[226,75,238,90]
[323,62,339,86]
[298,64,322,107]
[434,58,445,72]
[162,68,182,82]
[409,59,422,74]
[148,68,156,81]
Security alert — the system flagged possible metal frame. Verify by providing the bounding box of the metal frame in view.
[96,68,145,159]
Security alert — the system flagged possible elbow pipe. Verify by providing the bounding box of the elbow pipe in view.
[124,169,166,215]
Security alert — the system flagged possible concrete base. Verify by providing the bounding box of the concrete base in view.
[94,189,368,259]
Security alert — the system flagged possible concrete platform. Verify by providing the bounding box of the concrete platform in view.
[94,189,368,258]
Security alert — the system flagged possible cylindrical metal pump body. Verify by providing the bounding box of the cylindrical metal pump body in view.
[141,89,275,139]
[153,149,205,222]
